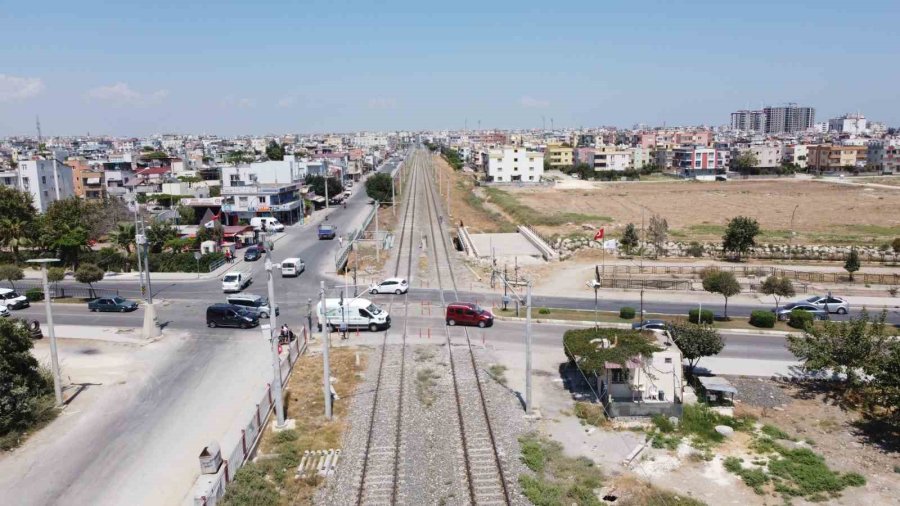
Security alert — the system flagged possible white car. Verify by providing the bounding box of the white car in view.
[369,278,409,295]
[0,288,29,309]
[0,305,9,318]
[798,295,849,314]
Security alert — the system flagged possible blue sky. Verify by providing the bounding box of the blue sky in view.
[1,0,897,136]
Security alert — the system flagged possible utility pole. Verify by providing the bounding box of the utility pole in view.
[307,298,313,335]
[324,171,329,210]
[525,281,533,415]
[320,281,332,419]
[391,174,397,217]
[29,259,62,405]
[374,202,380,261]
[134,204,146,299]
[263,232,286,427]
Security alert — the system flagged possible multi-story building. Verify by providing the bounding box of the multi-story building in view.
[784,144,810,169]
[544,144,574,168]
[220,158,308,187]
[763,104,815,134]
[730,110,767,133]
[592,146,632,172]
[828,114,867,135]
[67,159,106,200]
[639,129,712,149]
[0,158,75,212]
[748,145,784,168]
[867,141,899,174]
[627,147,654,169]
[672,147,728,179]
[806,145,867,171]
[220,181,304,225]
[482,146,544,182]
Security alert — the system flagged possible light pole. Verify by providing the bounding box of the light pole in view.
[28,258,63,405]
[262,232,286,428]
[320,281,332,419]
[194,251,201,279]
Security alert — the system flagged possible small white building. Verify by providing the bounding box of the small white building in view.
[482,146,544,183]
[0,158,75,212]
[220,157,308,187]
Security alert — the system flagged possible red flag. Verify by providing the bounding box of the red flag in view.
[594,228,605,241]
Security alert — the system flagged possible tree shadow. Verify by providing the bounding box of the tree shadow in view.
[850,417,900,455]
[557,361,597,403]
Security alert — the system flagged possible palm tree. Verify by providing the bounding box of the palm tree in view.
[0,217,28,260]
[109,223,136,255]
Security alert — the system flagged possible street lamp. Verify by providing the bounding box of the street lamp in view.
[27,258,63,405]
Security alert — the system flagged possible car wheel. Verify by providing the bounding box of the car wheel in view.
[371,288,378,294]
[260,312,269,319]
[395,289,402,295]
[241,322,249,329]
[477,321,486,328]
[90,308,97,312]
[208,321,217,328]
[331,324,339,333]
[836,307,847,315]
[120,307,126,312]
[369,323,378,332]
[448,319,456,326]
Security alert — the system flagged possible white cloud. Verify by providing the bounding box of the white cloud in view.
[520,95,550,109]
[86,82,169,106]
[0,74,45,102]
[368,97,397,109]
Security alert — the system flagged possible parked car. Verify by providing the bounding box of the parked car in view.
[0,306,9,318]
[88,296,139,312]
[631,319,669,332]
[206,303,260,328]
[250,217,285,233]
[226,294,279,318]
[0,288,29,309]
[799,295,849,314]
[280,257,305,277]
[773,303,830,321]
[369,278,409,295]
[244,246,262,261]
[446,302,493,328]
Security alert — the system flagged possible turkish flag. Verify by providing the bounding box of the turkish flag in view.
[594,228,605,241]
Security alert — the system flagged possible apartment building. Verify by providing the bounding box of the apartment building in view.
[0,158,75,212]
[627,147,654,169]
[748,145,784,168]
[730,110,767,133]
[67,158,107,200]
[784,144,810,169]
[867,141,899,174]
[806,145,867,171]
[593,146,632,172]
[763,104,815,134]
[544,144,574,168]
[828,114,867,135]
[672,147,728,179]
[483,146,544,182]
[640,130,712,149]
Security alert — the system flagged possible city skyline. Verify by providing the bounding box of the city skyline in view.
[2,0,898,136]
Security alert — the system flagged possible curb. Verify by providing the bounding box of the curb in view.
[492,314,794,336]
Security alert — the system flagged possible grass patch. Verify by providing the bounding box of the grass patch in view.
[484,187,610,227]
[761,424,794,441]
[416,367,440,408]
[488,364,508,385]
[644,404,754,453]
[573,401,607,427]
[517,433,603,506]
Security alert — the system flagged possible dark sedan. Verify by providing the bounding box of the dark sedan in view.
[88,296,139,312]
[244,246,262,261]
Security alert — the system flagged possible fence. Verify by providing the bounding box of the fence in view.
[602,264,900,286]
[335,205,378,272]
[207,256,226,272]
[599,278,693,291]
[197,329,308,506]
[0,282,119,300]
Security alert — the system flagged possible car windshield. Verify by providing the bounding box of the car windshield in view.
[224,274,239,282]
[804,296,819,303]
[366,303,382,315]
[7,291,19,298]
[112,297,126,304]
[474,304,485,314]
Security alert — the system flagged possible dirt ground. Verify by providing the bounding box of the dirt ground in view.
[504,179,900,245]
[434,154,515,234]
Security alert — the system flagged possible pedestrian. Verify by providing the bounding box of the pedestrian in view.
[338,236,344,247]
[224,249,232,263]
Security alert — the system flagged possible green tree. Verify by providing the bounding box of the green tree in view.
[731,151,759,173]
[109,223,136,255]
[844,248,861,281]
[142,151,169,160]
[225,150,254,164]
[874,341,900,422]
[701,269,741,319]
[620,223,639,254]
[0,187,37,259]
[892,237,900,254]
[47,267,65,292]
[176,206,196,225]
[787,310,890,388]
[668,321,724,373]
[365,173,394,203]
[0,265,24,290]
[265,140,285,161]
[759,275,796,310]
[305,175,343,198]
[74,263,104,298]
[209,185,222,198]
[647,214,668,258]
[0,318,56,445]
[164,237,193,253]
[722,216,760,261]
[145,221,178,253]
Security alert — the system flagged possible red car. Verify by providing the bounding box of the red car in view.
[445,302,493,328]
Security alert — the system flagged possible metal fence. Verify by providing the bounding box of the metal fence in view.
[335,205,378,272]
[208,257,226,272]
[0,282,119,300]
[599,278,693,291]
[603,264,900,286]
[197,329,307,506]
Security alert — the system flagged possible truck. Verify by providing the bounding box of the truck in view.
[316,297,390,332]
[222,270,252,292]
[318,224,337,240]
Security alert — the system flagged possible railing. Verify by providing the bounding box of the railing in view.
[602,264,900,286]
[335,205,378,272]
[196,329,308,506]
[208,257,227,272]
[0,282,119,300]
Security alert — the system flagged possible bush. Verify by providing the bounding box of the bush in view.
[687,241,705,257]
[25,288,43,301]
[688,308,714,324]
[148,251,224,272]
[619,306,636,319]
[538,307,551,315]
[749,310,776,328]
[0,320,58,448]
[788,309,814,330]
[95,247,127,273]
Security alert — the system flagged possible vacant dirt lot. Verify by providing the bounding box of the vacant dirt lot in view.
[505,179,900,245]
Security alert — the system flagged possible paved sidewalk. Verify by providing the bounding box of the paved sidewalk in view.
[493,313,797,337]
[51,324,146,344]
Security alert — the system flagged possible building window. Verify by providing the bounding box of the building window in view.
[664,358,672,364]
[611,369,627,384]
[41,176,47,184]
[258,196,265,203]
[43,190,49,197]
[239,196,248,202]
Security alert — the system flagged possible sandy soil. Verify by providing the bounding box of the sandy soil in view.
[504,179,900,244]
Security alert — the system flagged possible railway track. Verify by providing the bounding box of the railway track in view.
[420,150,512,505]
[355,149,420,505]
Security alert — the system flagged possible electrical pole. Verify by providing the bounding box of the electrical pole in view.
[134,204,146,300]
[307,298,313,334]
[525,281,533,415]
[263,234,286,428]
[391,174,397,217]
[321,281,332,419]
[324,170,329,210]
[375,202,380,261]
[29,259,62,405]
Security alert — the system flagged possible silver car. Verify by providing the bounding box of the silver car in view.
[799,295,849,315]
[774,303,829,321]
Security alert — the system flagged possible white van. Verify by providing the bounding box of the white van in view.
[226,294,278,318]
[280,258,305,277]
[250,217,285,232]
[222,271,252,292]
[0,288,29,309]
[316,297,390,332]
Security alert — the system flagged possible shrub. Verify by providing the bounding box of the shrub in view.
[538,307,551,315]
[619,306,636,319]
[688,308,714,324]
[95,247,127,272]
[651,414,676,433]
[749,310,776,328]
[519,436,546,473]
[788,309,814,330]
[687,241,705,257]
[25,288,43,301]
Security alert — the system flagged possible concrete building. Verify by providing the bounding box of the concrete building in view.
[0,158,75,212]
[640,130,713,149]
[220,182,304,225]
[672,146,728,178]
[544,144,574,168]
[483,146,544,183]
[763,104,815,134]
[627,147,654,169]
[806,145,867,171]
[784,144,810,169]
[67,159,106,200]
[749,145,784,168]
[220,157,308,187]
[828,114,867,135]
[730,110,767,133]
[592,146,632,172]
[867,141,900,174]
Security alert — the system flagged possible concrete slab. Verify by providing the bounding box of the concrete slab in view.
[469,232,544,261]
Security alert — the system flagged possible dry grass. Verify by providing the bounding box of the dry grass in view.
[433,154,514,233]
[504,179,900,245]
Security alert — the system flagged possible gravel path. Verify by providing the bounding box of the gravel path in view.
[723,375,793,408]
